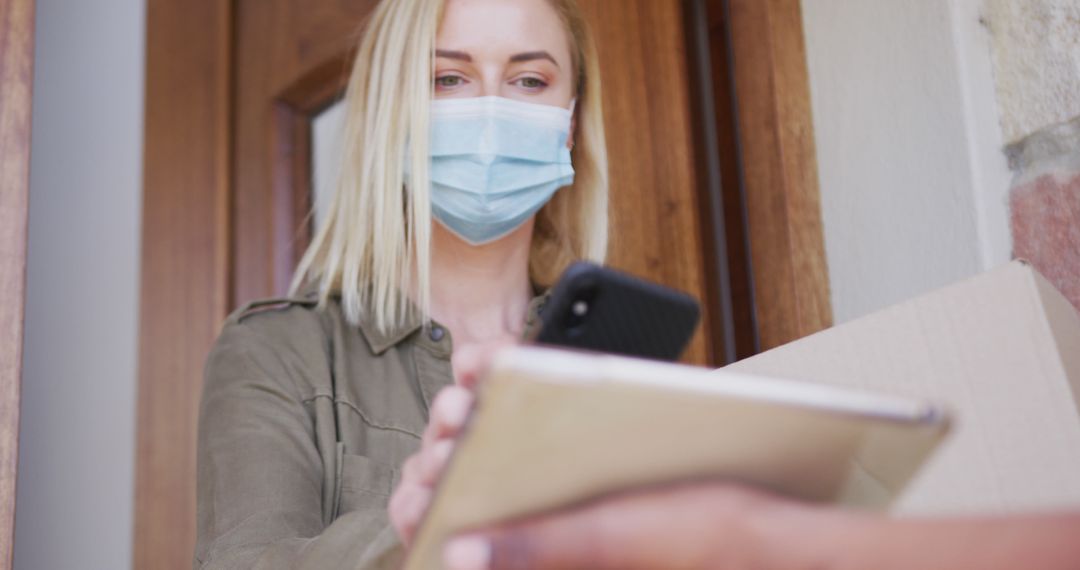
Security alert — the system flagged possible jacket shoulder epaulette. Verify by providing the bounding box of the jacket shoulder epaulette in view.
[229,293,321,325]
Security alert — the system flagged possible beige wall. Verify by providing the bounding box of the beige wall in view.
[801,0,1079,324]
[801,0,1014,323]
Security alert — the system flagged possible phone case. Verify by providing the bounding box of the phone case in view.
[533,262,701,361]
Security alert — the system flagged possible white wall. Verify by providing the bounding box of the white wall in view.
[15,0,145,568]
[801,0,1013,323]
[312,99,347,231]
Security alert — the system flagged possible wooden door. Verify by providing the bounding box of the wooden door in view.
[0,0,35,567]
[138,0,795,566]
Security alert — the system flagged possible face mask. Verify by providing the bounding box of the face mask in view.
[422,96,575,245]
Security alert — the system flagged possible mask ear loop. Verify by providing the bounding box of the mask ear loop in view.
[568,98,578,150]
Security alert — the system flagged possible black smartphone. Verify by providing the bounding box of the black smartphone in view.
[531,262,701,361]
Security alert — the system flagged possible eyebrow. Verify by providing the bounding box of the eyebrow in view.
[435,49,561,68]
[509,51,560,68]
[435,49,472,62]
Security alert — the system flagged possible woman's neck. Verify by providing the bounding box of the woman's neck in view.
[427,220,535,344]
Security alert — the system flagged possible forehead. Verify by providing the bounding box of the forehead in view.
[437,0,571,61]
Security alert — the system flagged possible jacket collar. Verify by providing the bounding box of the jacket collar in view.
[358,312,425,355]
[355,289,552,355]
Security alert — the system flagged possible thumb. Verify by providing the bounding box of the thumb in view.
[451,338,518,391]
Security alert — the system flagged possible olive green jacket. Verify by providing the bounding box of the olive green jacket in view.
[194,291,548,569]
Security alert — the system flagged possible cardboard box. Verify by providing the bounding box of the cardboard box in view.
[726,260,1080,515]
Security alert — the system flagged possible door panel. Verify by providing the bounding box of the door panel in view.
[233,0,379,305]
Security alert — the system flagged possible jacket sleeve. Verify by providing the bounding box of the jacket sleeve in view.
[194,320,405,570]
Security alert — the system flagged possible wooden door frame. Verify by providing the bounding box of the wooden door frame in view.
[134,1,232,567]
[136,0,831,565]
[234,53,354,308]
[688,0,832,356]
[719,0,833,350]
[262,58,351,299]
[0,0,36,567]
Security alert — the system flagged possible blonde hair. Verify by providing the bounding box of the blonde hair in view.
[291,0,608,333]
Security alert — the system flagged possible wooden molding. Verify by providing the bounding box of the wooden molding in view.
[270,56,353,292]
[724,0,832,350]
[0,0,35,567]
[134,0,233,567]
[683,0,760,364]
[231,1,374,306]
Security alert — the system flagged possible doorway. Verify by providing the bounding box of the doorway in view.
[135,0,828,566]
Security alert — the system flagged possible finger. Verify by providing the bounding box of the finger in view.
[416,439,455,486]
[400,453,422,484]
[423,386,474,444]
[401,439,455,493]
[452,339,517,390]
[389,482,433,546]
[400,485,433,545]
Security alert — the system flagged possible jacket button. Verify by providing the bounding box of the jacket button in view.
[429,326,445,342]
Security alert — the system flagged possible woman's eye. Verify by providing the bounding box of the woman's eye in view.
[515,76,549,90]
[435,75,464,89]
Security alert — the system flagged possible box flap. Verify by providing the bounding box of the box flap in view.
[726,261,1080,515]
[1031,267,1080,415]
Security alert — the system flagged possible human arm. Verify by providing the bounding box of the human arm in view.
[195,320,402,570]
[441,482,1080,570]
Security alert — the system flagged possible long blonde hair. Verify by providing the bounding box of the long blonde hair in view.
[291,0,608,333]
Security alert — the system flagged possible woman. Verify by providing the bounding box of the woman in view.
[194,0,607,567]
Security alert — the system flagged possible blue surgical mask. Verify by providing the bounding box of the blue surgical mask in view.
[422,96,575,245]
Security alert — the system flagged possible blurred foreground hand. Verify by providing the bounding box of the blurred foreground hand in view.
[442,482,1080,570]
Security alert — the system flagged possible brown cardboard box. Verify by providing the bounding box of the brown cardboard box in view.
[727,260,1080,514]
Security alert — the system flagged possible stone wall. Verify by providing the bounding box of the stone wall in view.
[984,0,1080,312]
[1006,120,1080,312]
[985,0,1080,144]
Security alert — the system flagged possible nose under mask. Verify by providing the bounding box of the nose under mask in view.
[413,96,576,245]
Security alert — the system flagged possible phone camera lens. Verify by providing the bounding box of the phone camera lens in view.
[562,283,598,338]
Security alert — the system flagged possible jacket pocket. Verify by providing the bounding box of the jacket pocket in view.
[337,453,400,516]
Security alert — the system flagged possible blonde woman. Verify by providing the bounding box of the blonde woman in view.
[195,0,607,567]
